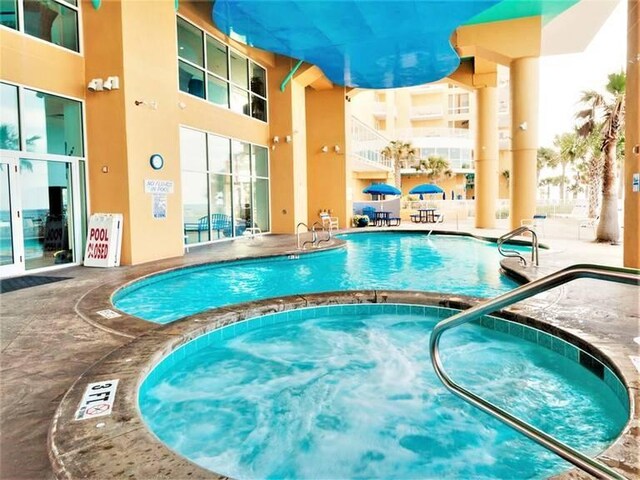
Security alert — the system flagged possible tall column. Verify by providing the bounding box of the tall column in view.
[509,57,539,230]
[475,86,499,228]
[624,0,640,268]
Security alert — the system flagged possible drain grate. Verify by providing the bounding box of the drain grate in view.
[0,275,72,294]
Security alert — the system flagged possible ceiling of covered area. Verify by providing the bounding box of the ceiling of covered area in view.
[211,0,581,89]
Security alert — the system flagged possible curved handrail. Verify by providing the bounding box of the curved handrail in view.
[312,221,332,246]
[429,264,639,480]
[296,222,317,250]
[497,226,539,266]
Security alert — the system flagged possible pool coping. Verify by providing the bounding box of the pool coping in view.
[50,291,639,480]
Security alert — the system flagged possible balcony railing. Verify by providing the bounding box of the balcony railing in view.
[410,106,443,119]
[395,127,471,140]
[350,117,392,170]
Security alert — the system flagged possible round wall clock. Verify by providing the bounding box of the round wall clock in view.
[150,154,164,170]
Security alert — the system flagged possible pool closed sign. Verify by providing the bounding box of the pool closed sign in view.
[84,213,123,267]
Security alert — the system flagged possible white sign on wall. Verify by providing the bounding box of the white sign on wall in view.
[144,179,174,194]
[75,379,119,420]
[84,213,123,268]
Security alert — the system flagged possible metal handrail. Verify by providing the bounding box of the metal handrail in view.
[429,264,639,480]
[296,222,316,250]
[312,221,332,246]
[497,226,539,266]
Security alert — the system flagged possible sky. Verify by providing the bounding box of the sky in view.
[537,0,627,147]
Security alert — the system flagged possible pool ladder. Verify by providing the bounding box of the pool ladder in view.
[430,264,639,480]
[497,226,539,266]
[297,222,332,250]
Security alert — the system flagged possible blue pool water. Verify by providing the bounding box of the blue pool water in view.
[139,306,628,479]
[115,233,522,323]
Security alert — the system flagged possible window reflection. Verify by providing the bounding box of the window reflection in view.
[0,83,20,150]
[20,159,74,269]
[182,171,209,244]
[23,0,79,52]
[0,0,18,29]
[23,89,83,156]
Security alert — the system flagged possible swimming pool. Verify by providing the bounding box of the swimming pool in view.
[115,233,523,323]
[139,304,628,479]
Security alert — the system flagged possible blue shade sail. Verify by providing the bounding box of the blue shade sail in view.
[212,0,501,88]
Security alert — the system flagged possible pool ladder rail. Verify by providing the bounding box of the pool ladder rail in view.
[430,264,640,480]
[296,222,332,250]
[498,226,539,266]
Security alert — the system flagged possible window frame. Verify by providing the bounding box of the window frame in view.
[2,0,83,54]
[176,14,268,123]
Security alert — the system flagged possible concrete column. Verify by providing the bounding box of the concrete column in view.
[509,57,539,230]
[474,86,499,228]
[624,0,640,268]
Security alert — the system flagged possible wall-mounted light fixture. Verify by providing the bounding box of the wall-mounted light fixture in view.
[103,76,120,90]
[518,121,528,131]
[87,78,104,92]
[321,145,329,153]
[285,135,292,143]
[273,136,280,144]
[88,76,120,92]
[334,145,341,153]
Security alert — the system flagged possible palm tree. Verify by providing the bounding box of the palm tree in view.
[381,140,417,189]
[536,147,559,184]
[417,155,452,180]
[552,132,586,203]
[576,71,625,243]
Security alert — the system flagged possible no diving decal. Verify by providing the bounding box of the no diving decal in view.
[75,379,119,420]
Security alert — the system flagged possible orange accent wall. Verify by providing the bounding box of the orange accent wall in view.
[306,87,350,226]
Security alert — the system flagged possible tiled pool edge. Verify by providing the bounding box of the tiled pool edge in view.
[50,291,639,480]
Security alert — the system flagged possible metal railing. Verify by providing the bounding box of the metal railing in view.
[430,264,639,480]
[312,221,332,246]
[296,222,316,250]
[350,117,392,170]
[498,226,539,266]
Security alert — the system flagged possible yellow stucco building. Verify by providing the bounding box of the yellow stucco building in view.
[1,0,638,275]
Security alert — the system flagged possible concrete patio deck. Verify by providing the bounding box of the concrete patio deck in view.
[1,219,638,479]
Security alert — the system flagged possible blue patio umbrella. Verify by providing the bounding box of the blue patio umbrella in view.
[409,183,444,200]
[362,183,402,196]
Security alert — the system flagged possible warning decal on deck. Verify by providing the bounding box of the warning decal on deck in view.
[75,379,119,420]
[96,309,121,319]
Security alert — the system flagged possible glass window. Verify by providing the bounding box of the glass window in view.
[21,159,73,269]
[253,178,269,232]
[207,74,228,107]
[0,0,18,29]
[0,163,14,266]
[233,176,252,234]
[177,17,203,67]
[250,63,266,97]
[252,145,268,178]
[0,83,20,150]
[23,88,83,156]
[230,86,249,115]
[209,174,233,239]
[251,95,266,122]
[180,128,207,171]
[232,140,250,176]
[208,135,231,174]
[179,61,205,99]
[229,51,248,88]
[23,0,79,52]
[182,171,209,244]
[206,36,228,79]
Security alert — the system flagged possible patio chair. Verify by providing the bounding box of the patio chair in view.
[362,206,376,225]
[211,213,233,238]
[320,212,339,231]
[521,214,546,235]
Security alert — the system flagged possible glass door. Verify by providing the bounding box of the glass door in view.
[0,157,24,277]
[20,159,74,270]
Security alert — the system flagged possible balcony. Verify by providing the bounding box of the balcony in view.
[372,101,387,118]
[409,105,444,119]
[350,117,393,172]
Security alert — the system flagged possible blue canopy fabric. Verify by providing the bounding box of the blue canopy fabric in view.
[363,183,401,196]
[409,184,444,195]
